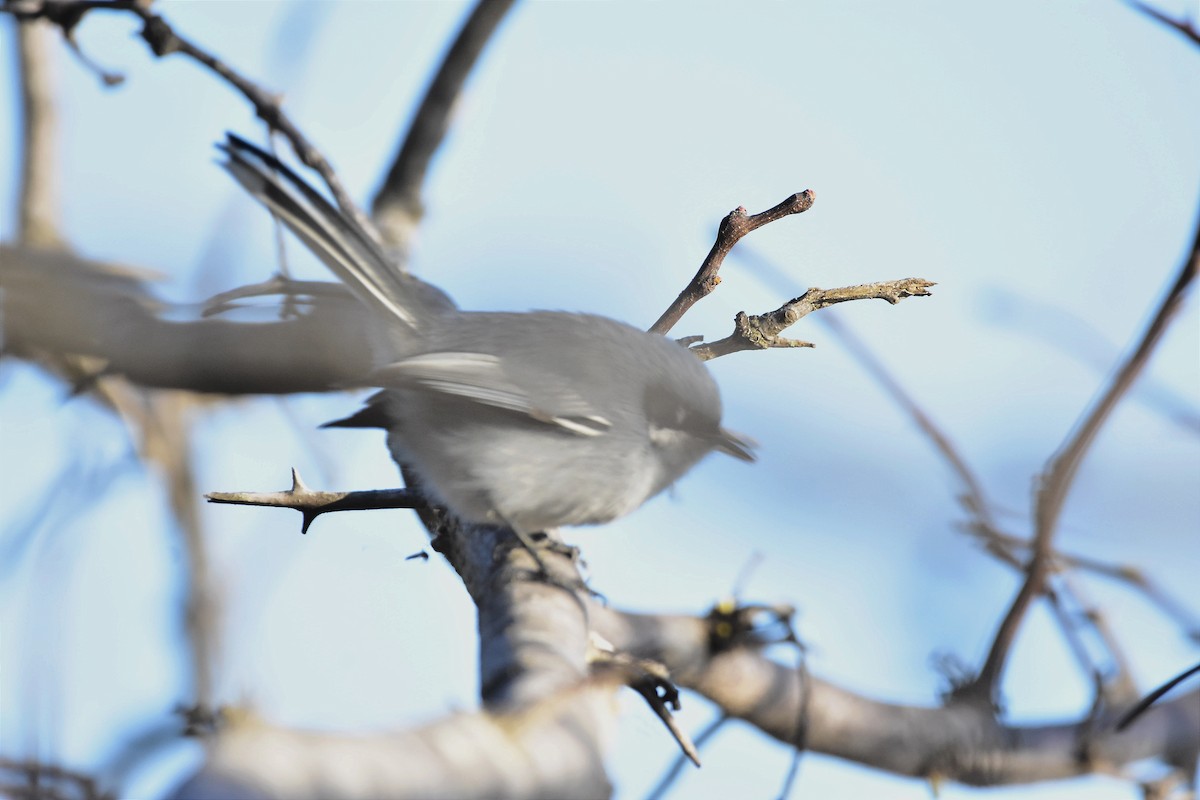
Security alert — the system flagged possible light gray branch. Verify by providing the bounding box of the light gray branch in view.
[593,608,1200,786]
[15,19,61,248]
[0,244,374,394]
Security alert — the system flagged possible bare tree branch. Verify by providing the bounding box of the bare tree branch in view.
[729,246,1140,687]
[971,196,1200,701]
[165,599,1200,798]
[1118,661,1200,731]
[1125,0,1200,47]
[206,468,423,534]
[0,245,376,393]
[650,191,816,335]
[170,685,618,800]
[9,3,227,713]
[372,0,518,256]
[7,0,381,245]
[593,607,1200,787]
[692,278,934,360]
[15,18,61,248]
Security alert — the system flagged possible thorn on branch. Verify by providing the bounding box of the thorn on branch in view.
[205,468,424,534]
[587,635,700,767]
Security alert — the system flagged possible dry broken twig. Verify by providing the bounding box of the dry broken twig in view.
[693,278,935,361]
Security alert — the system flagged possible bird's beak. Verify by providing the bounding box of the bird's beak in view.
[715,428,756,462]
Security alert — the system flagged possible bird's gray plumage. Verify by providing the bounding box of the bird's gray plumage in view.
[221,134,753,535]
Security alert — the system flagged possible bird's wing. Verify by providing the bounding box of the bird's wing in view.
[371,352,612,437]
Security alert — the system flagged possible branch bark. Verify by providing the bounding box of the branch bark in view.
[7,0,381,247]
[15,18,61,248]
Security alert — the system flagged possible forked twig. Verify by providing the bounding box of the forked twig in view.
[650,191,816,335]
[970,200,1199,700]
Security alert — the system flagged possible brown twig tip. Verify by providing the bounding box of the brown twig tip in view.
[721,190,817,240]
[650,190,816,334]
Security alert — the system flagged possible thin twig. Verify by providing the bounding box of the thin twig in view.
[692,278,934,361]
[206,468,424,534]
[199,276,352,318]
[1124,0,1200,47]
[970,196,1199,700]
[976,528,1200,641]
[1057,572,1139,704]
[730,247,1180,700]
[372,0,517,255]
[1117,661,1200,731]
[650,191,816,335]
[8,0,380,243]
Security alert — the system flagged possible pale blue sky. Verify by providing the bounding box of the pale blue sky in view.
[2,2,1198,798]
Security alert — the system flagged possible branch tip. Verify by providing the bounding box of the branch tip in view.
[650,190,816,334]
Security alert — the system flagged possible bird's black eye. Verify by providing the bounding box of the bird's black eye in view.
[644,382,708,432]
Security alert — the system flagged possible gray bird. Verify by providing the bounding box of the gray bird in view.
[220,134,753,558]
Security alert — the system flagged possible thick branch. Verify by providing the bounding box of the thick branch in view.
[1,245,376,393]
[592,608,1200,787]
[170,687,617,800]
[177,471,620,798]
[168,599,1200,798]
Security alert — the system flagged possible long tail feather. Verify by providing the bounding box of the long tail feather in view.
[219,134,425,329]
